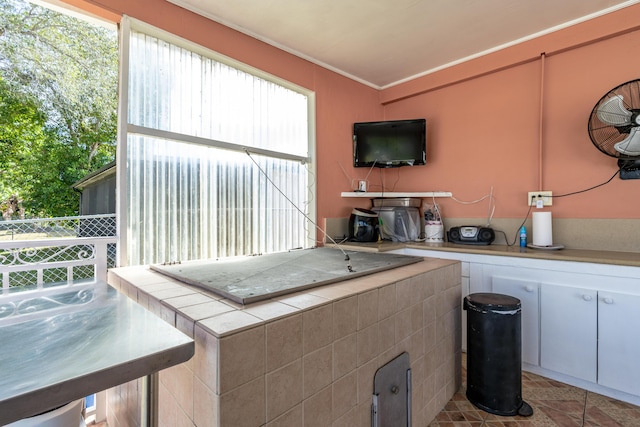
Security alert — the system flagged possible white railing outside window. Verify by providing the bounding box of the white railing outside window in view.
[0,214,116,241]
[0,237,116,294]
[0,215,117,295]
[0,216,115,424]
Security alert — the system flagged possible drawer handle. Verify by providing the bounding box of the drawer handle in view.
[603,297,614,305]
[525,285,535,292]
[582,294,593,301]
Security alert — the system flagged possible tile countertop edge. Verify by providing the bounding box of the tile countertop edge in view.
[111,257,460,339]
[1,342,194,425]
[195,258,460,338]
[328,241,640,267]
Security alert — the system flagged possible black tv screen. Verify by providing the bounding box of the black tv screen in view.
[353,119,426,168]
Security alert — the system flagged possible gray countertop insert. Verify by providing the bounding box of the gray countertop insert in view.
[150,247,423,304]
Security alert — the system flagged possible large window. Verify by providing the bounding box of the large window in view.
[118,18,315,266]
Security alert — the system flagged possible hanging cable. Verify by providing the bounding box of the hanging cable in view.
[502,202,534,247]
[387,167,401,192]
[501,169,619,246]
[363,160,377,186]
[550,169,619,199]
[337,161,354,189]
[245,149,354,272]
[450,189,496,226]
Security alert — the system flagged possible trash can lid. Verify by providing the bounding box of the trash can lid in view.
[464,292,521,311]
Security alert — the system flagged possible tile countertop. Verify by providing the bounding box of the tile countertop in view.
[331,241,640,268]
[109,255,463,427]
[0,282,194,426]
[110,257,460,339]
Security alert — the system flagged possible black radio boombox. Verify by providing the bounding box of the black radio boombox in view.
[447,226,495,245]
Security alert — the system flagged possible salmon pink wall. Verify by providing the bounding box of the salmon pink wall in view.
[313,67,383,218]
[379,62,542,219]
[65,0,640,232]
[380,4,640,220]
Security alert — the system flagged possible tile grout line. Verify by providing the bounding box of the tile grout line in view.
[581,390,588,427]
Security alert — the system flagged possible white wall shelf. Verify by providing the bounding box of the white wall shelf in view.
[341,191,452,198]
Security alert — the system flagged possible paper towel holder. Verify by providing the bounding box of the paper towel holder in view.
[527,243,564,250]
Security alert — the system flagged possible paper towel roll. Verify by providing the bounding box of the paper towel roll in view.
[532,211,553,246]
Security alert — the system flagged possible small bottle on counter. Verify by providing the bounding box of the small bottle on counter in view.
[519,225,527,247]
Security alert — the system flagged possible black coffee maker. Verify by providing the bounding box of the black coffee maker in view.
[349,208,379,242]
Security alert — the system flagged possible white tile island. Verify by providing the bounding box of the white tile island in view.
[107,255,461,426]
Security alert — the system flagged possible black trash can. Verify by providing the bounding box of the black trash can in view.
[463,293,532,417]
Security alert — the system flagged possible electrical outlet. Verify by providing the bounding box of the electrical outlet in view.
[527,191,553,207]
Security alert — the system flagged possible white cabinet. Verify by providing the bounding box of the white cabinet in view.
[598,291,640,396]
[540,284,597,382]
[492,276,539,366]
[389,246,640,405]
[539,285,640,394]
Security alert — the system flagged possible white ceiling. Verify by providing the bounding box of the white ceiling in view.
[168,0,639,89]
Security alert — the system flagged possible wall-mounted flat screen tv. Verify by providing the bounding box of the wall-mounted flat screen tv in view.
[353,118,426,168]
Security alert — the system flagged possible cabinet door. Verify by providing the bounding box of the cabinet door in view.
[492,276,539,366]
[598,291,640,395]
[540,284,597,382]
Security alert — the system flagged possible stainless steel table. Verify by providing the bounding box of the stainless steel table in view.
[0,282,194,425]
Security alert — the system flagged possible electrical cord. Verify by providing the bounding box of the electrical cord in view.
[501,201,534,247]
[337,161,356,190]
[504,168,620,246]
[363,160,377,187]
[450,188,496,226]
[548,169,619,199]
[369,165,401,194]
[337,160,377,192]
[386,167,401,192]
[378,167,385,197]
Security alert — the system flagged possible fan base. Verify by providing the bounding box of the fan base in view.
[618,159,640,180]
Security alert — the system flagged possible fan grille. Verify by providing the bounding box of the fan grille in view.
[588,79,640,158]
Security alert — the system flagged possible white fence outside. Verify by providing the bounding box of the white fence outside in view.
[0,215,117,294]
[0,214,116,240]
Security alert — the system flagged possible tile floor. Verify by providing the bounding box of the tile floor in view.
[429,355,640,427]
[89,357,640,427]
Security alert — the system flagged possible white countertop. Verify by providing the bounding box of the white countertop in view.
[332,241,640,268]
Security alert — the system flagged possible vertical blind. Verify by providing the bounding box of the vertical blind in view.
[124,27,312,265]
